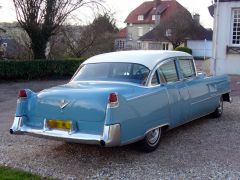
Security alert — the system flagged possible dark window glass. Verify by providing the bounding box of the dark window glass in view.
[72,63,150,85]
[151,71,159,85]
[179,59,196,79]
[158,60,178,83]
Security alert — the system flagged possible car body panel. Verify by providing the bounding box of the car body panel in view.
[10,51,231,147]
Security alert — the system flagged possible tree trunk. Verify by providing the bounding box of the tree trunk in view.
[32,43,46,59]
[29,33,49,59]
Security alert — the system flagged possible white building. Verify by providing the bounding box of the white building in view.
[187,28,213,59]
[209,0,240,75]
[187,40,212,59]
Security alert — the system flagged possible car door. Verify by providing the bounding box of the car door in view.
[177,57,212,120]
[155,58,191,127]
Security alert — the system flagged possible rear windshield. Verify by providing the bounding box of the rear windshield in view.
[71,62,150,85]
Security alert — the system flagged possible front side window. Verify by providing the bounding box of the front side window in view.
[72,63,150,85]
[232,9,240,45]
[158,60,179,83]
[179,58,196,79]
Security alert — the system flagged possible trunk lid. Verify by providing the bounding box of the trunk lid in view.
[26,81,136,134]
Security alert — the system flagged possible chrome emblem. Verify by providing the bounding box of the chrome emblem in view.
[59,99,69,110]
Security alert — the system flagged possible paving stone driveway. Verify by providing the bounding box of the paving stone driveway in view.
[0,79,239,179]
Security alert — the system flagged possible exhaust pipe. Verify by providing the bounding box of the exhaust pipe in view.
[9,129,14,134]
[100,140,106,147]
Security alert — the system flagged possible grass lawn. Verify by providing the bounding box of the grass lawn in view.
[0,166,45,180]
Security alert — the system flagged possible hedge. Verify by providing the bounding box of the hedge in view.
[175,47,192,55]
[0,59,85,80]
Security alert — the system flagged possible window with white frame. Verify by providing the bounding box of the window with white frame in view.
[138,27,143,36]
[137,41,142,49]
[232,9,240,45]
[165,29,172,37]
[162,43,169,50]
[128,33,133,40]
[149,42,161,50]
[138,15,144,21]
[152,15,156,21]
[117,40,125,50]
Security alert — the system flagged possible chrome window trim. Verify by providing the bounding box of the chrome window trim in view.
[146,57,182,87]
[71,62,150,85]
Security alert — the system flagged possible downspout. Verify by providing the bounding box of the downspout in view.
[213,0,220,75]
[204,38,207,60]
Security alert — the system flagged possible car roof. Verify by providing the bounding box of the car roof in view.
[83,50,192,70]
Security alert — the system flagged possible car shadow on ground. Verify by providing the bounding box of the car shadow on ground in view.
[49,115,215,155]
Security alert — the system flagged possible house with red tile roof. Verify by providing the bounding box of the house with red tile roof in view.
[115,0,188,50]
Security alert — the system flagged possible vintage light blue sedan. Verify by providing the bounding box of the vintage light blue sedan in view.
[10,51,231,152]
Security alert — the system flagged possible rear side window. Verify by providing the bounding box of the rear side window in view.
[179,58,196,79]
[158,60,179,83]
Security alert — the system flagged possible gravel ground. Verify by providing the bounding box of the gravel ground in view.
[0,80,240,179]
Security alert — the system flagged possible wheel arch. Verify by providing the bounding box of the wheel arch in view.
[222,92,232,103]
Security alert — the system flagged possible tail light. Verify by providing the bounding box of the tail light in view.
[108,93,119,108]
[18,89,27,98]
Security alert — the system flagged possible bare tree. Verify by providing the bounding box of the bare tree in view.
[62,13,118,58]
[13,0,103,59]
[155,10,200,49]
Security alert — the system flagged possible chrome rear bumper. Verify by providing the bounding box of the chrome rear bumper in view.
[10,117,121,147]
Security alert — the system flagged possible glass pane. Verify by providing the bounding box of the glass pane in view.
[72,63,150,85]
[232,9,240,44]
[179,59,196,78]
[158,60,178,83]
[151,71,159,85]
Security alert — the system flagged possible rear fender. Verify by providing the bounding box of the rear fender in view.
[16,89,35,117]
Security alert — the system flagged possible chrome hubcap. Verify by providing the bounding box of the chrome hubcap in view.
[147,128,160,145]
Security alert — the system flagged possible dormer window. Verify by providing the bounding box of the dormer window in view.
[138,15,144,21]
[152,15,156,21]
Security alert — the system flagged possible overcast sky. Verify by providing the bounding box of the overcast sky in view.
[0,0,214,29]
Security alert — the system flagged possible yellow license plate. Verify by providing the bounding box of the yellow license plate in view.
[47,120,72,130]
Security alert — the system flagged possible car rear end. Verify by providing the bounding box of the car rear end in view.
[10,87,122,147]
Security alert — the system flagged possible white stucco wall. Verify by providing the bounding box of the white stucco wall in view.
[187,40,212,58]
[212,1,240,75]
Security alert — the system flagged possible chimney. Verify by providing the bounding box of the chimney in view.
[154,0,161,9]
[193,13,200,25]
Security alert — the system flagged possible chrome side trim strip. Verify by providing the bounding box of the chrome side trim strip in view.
[121,123,170,146]
[145,123,169,135]
[190,95,218,105]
